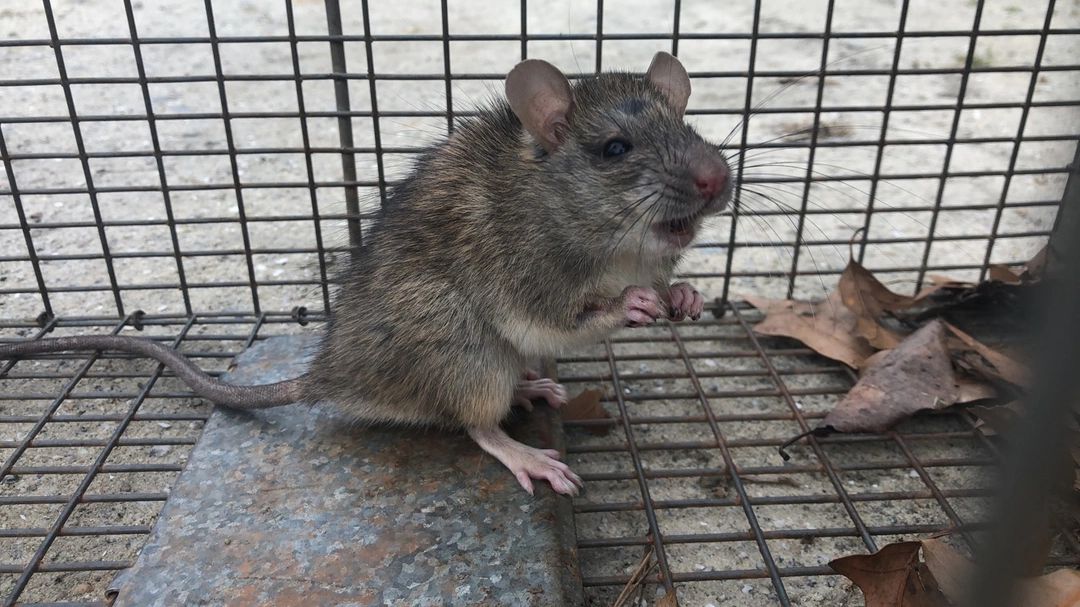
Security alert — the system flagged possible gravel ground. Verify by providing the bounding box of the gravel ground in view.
[1,0,1078,605]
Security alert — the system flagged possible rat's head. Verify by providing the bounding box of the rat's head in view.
[506,52,732,257]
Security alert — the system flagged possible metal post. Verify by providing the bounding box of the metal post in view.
[325,0,362,249]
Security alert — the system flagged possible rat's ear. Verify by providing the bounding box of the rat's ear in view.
[505,59,574,152]
[646,51,691,116]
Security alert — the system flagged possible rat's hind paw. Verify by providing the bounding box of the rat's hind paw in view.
[469,427,584,496]
[666,282,704,321]
[514,373,568,409]
[508,448,583,496]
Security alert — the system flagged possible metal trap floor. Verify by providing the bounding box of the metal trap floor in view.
[1,304,1078,606]
[555,301,1080,606]
[0,312,307,606]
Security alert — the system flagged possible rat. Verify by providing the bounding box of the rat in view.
[0,52,732,496]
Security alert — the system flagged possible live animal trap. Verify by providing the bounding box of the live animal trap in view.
[1,0,1078,605]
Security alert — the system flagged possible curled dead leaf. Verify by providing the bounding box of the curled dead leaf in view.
[946,323,1029,386]
[561,389,611,436]
[954,374,998,404]
[969,401,1024,437]
[829,541,945,607]
[1022,245,1049,282]
[989,264,1024,284]
[745,291,874,368]
[838,259,946,350]
[921,538,1080,606]
[820,320,959,434]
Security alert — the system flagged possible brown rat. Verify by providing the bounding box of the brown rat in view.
[0,52,732,496]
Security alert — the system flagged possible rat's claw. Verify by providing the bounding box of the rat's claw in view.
[469,427,584,497]
[667,282,704,321]
[514,471,535,495]
[622,286,664,327]
[513,450,580,496]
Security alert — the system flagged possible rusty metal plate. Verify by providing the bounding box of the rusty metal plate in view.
[108,335,582,606]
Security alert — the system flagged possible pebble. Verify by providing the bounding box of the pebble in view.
[72,582,94,595]
[694,563,706,571]
[149,445,172,457]
[157,422,172,429]
[909,469,920,478]
[742,584,753,594]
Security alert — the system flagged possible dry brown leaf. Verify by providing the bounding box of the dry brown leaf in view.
[745,291,874,368]
[821,320,959,433]
[925,524,1052,583]
[946,323,1029,386]
[969,401,1024,437]
[838,260,926,350]
[1023,245,1049,282]
[924,275,977,292]
[561,389,611,436]
[862,357,995,404]
[841,260,927,313]
[921,538,1080,606]
[989,264,1024,284]
[954,375,998,404]
[859,349,891,372]
[829,541,945,607]
[839,259,975,315]
[918,539,971,604]
[1023,569,1080,607]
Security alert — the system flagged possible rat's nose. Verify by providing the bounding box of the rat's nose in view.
[693,164,729,201]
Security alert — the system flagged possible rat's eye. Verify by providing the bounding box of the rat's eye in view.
[602,138,632,159]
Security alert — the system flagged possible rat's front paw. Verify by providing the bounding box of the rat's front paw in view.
[666,282,704,321]
[621,286,664,327]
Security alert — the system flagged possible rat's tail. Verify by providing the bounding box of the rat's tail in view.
[0,336,303,409]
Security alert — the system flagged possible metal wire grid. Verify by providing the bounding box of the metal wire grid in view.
[556,303,1080,605]
[0,0,1077,605]
[0,312,315,606]
[1,0,1076,320]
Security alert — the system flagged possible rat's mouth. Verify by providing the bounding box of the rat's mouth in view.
[653,209,705,248]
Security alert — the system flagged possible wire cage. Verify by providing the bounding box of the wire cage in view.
[0,0,1077,605]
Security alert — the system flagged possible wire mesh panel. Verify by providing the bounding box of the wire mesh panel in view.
[556,304,1080,605]
[0,0,1078,605]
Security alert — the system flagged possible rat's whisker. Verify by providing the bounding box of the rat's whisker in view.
[740,189,835,301]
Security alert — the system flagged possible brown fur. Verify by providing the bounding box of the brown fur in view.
[2,59,732,440]
[300,68,731,431]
